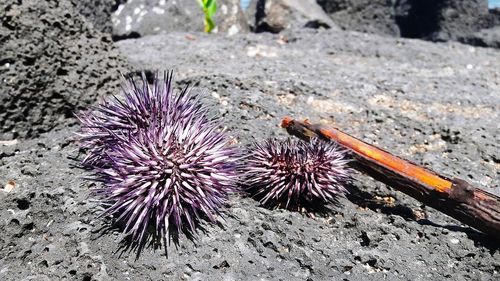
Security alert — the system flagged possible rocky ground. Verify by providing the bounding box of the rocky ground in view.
[1,28,499,280]
[1,1,500,281]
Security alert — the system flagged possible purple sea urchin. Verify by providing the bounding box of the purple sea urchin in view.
[244,138,351,210]
[77,72,239,252]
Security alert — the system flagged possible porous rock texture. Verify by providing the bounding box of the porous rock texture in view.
[112,0,249,39]
[71,0,117,33]
[429,0,489,41]
[0,0,129,139]
[1,27,499,280]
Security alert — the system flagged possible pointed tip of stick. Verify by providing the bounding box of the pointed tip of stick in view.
[281,116,293,128]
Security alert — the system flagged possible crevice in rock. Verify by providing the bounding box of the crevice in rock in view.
[112,31,141,42]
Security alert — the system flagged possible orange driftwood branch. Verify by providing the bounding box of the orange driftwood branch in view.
[281,117,500,238]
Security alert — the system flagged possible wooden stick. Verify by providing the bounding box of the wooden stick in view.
[281,117,500,238]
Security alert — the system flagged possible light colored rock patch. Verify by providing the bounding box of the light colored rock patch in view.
[136,9,148,23]
[125,16,132,31]
[221,4,228,15]
[227,25,239,36]
[407,134,447,156]
[114,4,125,16]
[152,7,165,15]
[246,45,279,58]
[368,94,496,121]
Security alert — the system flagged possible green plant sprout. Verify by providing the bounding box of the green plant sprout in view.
[197,0,217,33]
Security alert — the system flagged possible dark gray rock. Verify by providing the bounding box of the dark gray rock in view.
[0,0,129,139]
[71,0,116,33]
[458,26,500,48]
[317,0,495,45]
[318,0,400,36]
[111,0,249,39]
[485,8,500,27]
[431,0,489,41]
[459,8,500,48]
[316,0,350,13]
[249,0,339,33]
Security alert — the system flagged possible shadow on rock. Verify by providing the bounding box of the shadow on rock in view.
[242,188,344,217]
[91,213,213,260]
[345,183,498,252]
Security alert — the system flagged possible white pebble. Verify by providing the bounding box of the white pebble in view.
[152,7,165,15]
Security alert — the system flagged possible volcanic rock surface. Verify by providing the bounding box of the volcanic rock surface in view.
[0,0,128,139]
[1,24,499,280]
[71,0,117,33]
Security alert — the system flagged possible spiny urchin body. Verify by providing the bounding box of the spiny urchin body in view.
[77,72,239,250]
[244,138,351,210]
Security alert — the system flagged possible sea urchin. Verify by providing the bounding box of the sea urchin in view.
[77,72,239,252]
[244,138,351,210]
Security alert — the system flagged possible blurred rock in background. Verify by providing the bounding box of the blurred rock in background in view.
[397,0,489,41]
[83,0,500,48]
[111,0,249,40]
[246,0,339,33]
[316,0,500,48]
[317,0,399,36]
[458,6,500,47]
